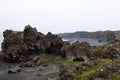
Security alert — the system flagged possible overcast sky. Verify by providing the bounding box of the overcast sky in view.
[0,0,120,34]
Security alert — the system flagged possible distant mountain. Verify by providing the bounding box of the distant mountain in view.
[58,30,120,42]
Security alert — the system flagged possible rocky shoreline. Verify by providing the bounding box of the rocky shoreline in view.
[0,25,120,80]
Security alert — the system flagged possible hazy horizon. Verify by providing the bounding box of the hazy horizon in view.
[0,0,120,34]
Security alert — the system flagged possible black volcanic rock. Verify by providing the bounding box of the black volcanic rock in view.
[1,25,64,62]
[2,30,24,52]
[61,41,90,61]
[1,25,120,63]
[35,32,64,54]
[24,25,38,43]
[61,40,120,61]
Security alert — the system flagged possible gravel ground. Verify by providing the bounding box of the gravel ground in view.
[0,61,60,80]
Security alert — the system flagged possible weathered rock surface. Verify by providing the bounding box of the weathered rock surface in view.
[59,65,74,80]
[61,41,90,61]
[89,46,120,60]
[1,25,120,63]
[61,40,120,61]
[8,66,21,74]
[1,25,63,62]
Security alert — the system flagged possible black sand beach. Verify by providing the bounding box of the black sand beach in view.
[0,61,60,80]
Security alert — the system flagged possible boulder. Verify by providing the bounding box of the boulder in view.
[8,66,21,74]
[23,61,35,67]
[59,65,74,80]
[42,63,48,67]
[61,41,90,61]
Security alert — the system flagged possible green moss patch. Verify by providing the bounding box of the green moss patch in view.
[56,57,81,65]
[38,54,57,62]
[79,59,111,80]
[111,73,120,80]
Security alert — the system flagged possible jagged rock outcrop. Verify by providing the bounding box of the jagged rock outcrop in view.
[1,25,63,62]
[1,29,27,62]
[2,30,24,52]
[1,25,120,63]
[61,40,120,61]
[36,32,63,54]
[24,25,38,43]
[61,41,90,61]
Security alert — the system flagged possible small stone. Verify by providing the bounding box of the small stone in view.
[42,64,48,67]
[8,66,21,74]
[36,73,42,76]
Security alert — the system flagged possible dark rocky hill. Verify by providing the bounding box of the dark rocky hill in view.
[58,30,120,42]
[114,31,120,39]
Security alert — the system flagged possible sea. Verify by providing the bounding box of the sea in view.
[62,38,107,46]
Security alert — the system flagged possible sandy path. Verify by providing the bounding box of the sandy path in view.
[0,61,60,80]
